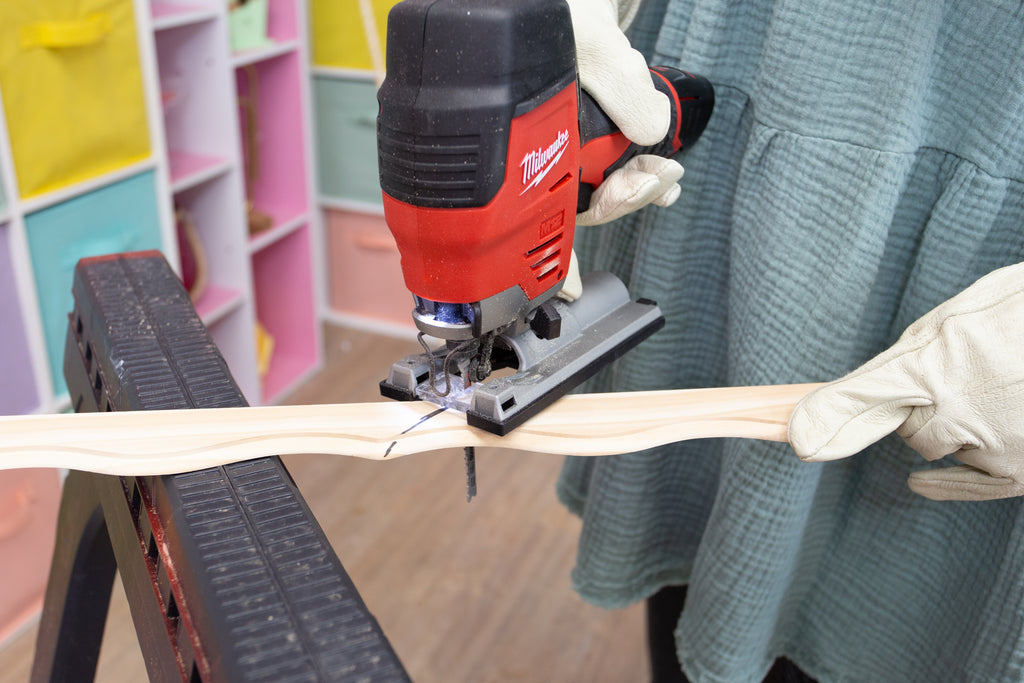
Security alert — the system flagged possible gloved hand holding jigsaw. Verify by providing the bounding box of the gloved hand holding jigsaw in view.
[373,0,713,498]
[376,0,712,439]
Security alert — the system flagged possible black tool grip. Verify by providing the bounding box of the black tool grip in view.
[577,67,714,213]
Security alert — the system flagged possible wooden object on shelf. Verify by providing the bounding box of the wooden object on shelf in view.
[246,201,275,235]
[0,383,822,476]
[174,207,208,302]
[238,64,275,235]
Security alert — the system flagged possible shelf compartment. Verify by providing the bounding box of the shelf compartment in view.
[173,175,256,400]
[324,208,414,329]
[17,158,159,218]
[236,51,311,236]
[173,174,250,304]
[313,76,381,205]
[202,303,260,404]
[228,0,302,48]
[25,172,163,399]
[244,200,308,246]
[0,223,41,415]
[0,0,151,200]
[251,223,318,402]
[0,469,61,647]
[168,150,232,193]
[248,211,307,254]
[309,0,392,72]
[156,20,239,165]
[232,39,300,69]
[151,1,219,31]
[228,0,302,63]
[193,284,246,326]
[265,0,301,42]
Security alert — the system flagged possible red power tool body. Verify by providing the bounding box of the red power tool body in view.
[378,0,713,434]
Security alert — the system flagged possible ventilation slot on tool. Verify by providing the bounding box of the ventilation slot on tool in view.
[533,253,562,282]
[527,233,564,283]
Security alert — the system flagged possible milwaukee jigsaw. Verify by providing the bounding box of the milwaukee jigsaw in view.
[378,0,714,436]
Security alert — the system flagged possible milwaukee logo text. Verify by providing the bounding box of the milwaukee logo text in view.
[520,129,570,194]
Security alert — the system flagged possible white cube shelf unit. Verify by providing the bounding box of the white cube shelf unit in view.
[153,0,323,404]
[0,0,323,417]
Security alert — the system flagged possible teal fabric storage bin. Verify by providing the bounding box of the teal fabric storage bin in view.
[314,76,381,205]
[26,171,163,398]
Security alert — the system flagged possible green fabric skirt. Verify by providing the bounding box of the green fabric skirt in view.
[558,1,1024,680]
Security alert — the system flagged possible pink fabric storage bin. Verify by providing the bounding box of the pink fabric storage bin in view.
[325,208,415,328]
[0,469,60,645]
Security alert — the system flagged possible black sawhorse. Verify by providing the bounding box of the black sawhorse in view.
[30,251,410,682]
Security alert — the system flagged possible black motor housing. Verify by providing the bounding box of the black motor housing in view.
[377,0,576,209]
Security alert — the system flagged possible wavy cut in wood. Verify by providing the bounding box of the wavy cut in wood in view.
[0,383,822,476]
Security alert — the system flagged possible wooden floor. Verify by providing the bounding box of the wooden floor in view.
[0,325,646,682]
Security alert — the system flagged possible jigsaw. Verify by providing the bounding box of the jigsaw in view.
[378,0,714,437]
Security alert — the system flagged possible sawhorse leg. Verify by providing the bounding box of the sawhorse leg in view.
[31,470,115,682]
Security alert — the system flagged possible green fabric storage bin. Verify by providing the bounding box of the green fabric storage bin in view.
[25,171,163,398]
[230,0,271,52]
[314,76,381,205]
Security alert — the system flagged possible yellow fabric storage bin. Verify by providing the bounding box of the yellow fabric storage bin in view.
[0,0,150,199]
[310,0,398,71]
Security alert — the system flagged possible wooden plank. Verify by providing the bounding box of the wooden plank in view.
[0,383,821,475]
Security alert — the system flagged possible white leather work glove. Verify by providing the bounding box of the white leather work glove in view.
[788,262,1024,502]
[567,0,684,227]
[575,155,684,226]
[558,249,584,302]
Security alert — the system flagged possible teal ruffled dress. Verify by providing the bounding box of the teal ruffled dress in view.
[558,1,1024,680]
